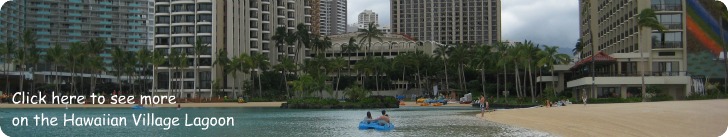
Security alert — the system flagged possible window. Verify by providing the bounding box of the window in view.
[651,32,682,48]
[185,4,195,12]
[658,52,676,56]
[155,37,169,45]
[173,5,183,12]
[156,16,169,23]
[652,61,679,75]
[198,36,211,44]
[198,3,212,11]
[155,5,169,13]
[157,72,169,89]
[198,14,212,22]
[155,27,169,34]
[198,25,212,33]
[656,14,682,29]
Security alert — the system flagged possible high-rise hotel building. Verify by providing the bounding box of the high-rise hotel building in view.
[390,0,501,45]
[0,0,152,83]
[153,0,312,97]
[564,0,727,100]
[317,0,346,36]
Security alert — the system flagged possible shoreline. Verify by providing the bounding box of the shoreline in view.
[0,102,286,108]
[478,99,728,137]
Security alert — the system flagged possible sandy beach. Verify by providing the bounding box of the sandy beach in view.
[0,102,286,108]
[479,99,728,137]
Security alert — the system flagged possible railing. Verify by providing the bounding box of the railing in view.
[661,22,682,30]
[652,4,682,11]
[572,71,688,79]
[652,41,682,48]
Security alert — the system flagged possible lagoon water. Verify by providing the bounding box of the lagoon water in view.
[0,107,552,137]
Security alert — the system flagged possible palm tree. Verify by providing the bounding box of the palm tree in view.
[47,44,64,93]
[637,8,667,101]
[434,44,451,92]
[176,52,189,98]
[136,48,152,94]
[26,46,40,93]
[537,45,571,96]
[0,41,15,93]
[111,47,127,94]
[495,42,510,100]
[19,29,37,92]
[213,49,232,98]
[193,38,209,98]
[573,38,583,56]
[250,53,269,98]
[273,57,295,99]
[472,45,493,96]
[358,22,383,56]
[294,23,311,65]
[150,51,166,96]
[330,57,347,98]
[87,56,104,94]
[517,41,538,103]
[232,53,252,98]
[341,38,359,76]
[66,42,84,94]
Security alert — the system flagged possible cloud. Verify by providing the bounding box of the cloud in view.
[347,0,579,52]
[502,0,579,50]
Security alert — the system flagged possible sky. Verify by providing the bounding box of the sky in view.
[347,0,728,54]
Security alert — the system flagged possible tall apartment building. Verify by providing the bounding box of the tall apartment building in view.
[357,10,378,28]
[561,0,726,100]
[318,0,346,36]
[0,0,152,83]
[153,0,312,98]
[390,0,501,45]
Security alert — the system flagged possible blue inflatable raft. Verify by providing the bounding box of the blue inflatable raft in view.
[131,105,144,109]
[358,120,394,130]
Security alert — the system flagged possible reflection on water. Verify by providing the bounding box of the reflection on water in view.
[0,107,552,137]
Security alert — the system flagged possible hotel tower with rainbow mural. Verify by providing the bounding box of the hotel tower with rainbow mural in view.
[542,0,728,100]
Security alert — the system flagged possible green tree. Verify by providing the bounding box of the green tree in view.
[213,49,232,98]
[434,44,451,92]
[136,48,152,95]
[638,8,666,101]
[19,29,37,92]
[193,38,209,98]
[294,23,311,66]
[273,57,295,99]
[250,53,269,98]
[232,53,252,97]
[358,22,383,56]
[0,41,15,92]
[150,50,166,96]
[537,45,571,96]
[46,44,64,92]
[330,57,347,98]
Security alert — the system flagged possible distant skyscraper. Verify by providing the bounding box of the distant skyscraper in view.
[358,10,378,28]
[318,0,347,36]
[390,0,501,45]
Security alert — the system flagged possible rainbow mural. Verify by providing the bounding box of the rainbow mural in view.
[686,0,727,78]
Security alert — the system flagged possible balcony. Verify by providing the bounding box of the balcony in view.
[37,4,51,8]
[36,24,50,28]
[99,21,112,24]
[69,0,82,3]
[68,32,81,36]
[69,6,82,10]
[36,17,51,21]
[652,4,682,11]
[100,15,112,18]
[69,13,82,16]
[100,28,112,31]
[99,8,112,11]
[100,34,112,37]
[68,19,82,23]
[652,41,682,49]
[129,9,142,13]
[37,31,50,35]
[572,71,687,79]
[69,25,81,29]
[36,11,51,15]
[100,2,112,5]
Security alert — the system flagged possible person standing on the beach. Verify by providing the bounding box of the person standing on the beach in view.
[480,95,486,117]
[582,94,587,106]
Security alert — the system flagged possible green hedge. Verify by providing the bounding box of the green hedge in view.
[284,96,398,109]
